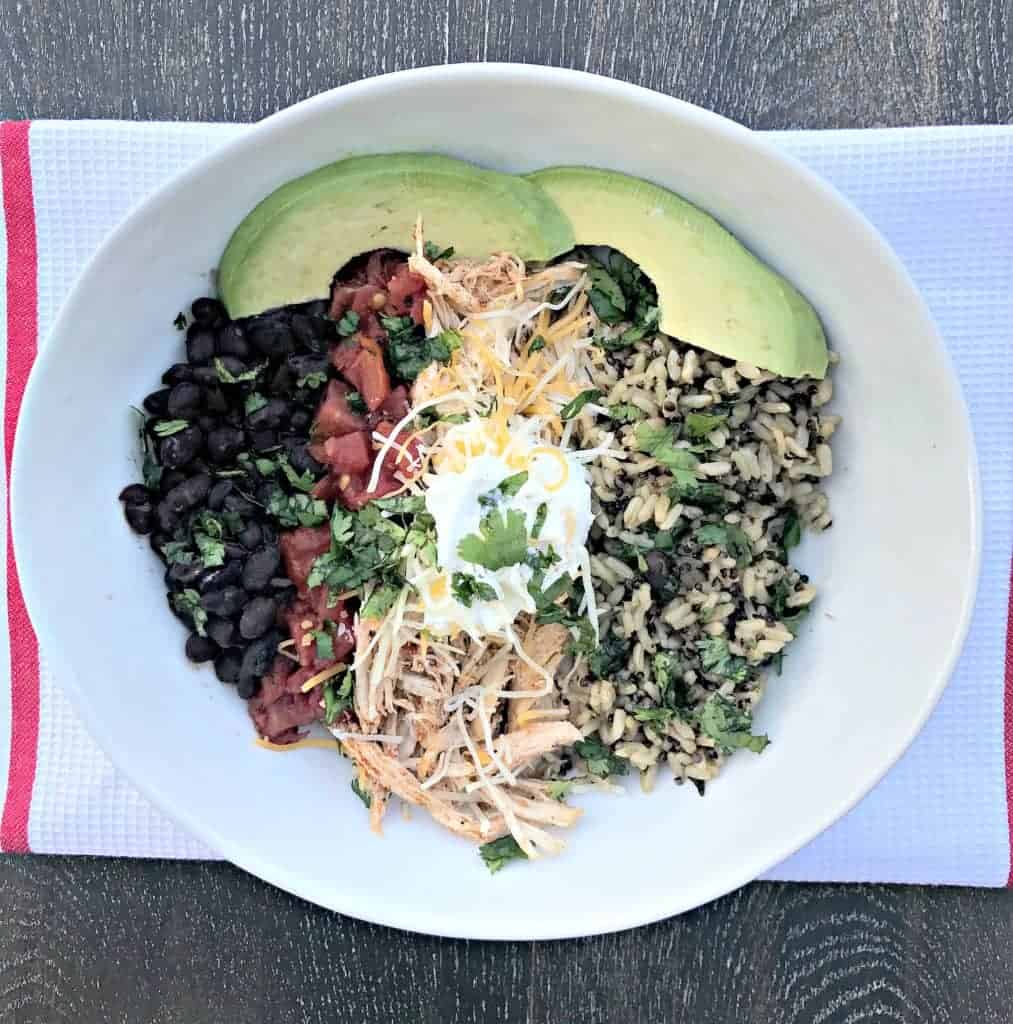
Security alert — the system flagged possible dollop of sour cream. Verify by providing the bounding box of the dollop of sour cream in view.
[418,416,592,638]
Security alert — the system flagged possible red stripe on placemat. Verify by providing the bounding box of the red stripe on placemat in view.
[0,121,40,854]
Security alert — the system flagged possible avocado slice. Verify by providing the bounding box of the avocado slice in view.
[527,166,828,378]
[219,154,574,318]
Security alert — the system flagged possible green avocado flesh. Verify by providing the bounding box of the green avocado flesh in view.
[218,153,575,318]
[528,166,828,379]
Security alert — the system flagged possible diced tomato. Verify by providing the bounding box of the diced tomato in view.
[337,471,400,510]
[335,333,391,412]
[279,526,331,597]
[387,265,428,317]
[247,656,325,743]
[374,419,424,478]
[310,474,342,501]
[374,384,410,423]
[313,379,367,439]
[321,430,372,475]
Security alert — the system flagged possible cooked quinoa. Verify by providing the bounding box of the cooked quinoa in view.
[560,333,840,792]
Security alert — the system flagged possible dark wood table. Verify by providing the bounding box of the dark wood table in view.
[3,2,1012,1021]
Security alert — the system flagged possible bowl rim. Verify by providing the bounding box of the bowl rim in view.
[11,62,982,939]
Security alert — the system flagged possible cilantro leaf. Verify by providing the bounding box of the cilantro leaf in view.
[632,707,676,724]
[172,588,208,636]
[277,455,317,493]
[346,390,368,414]
[527,335,546,355]
[574,737,629,778]
[153,419,188,437]
[323,669,353,725]
[457,508,529,571]
[336,310,359,337]
[266,488,328,528]
[451,572,497,607]
[478,471,529,509]
[351,777,372,808]
[313,628,335,662]
[361,581,402,619]
[381,316,460,382]
[782,510,802,553]
[634,422,700,492]
[194,531,225,568]
[531,502,548,540]
[297,370,328,389]
[585,265,626,323]
[694,695,769,755]
[607,402,643,424]
[653,652,681,696]
[559,389,602,421]
[547,780,574,801]
[684,411,727,440]
[479,835,528,874]
[214,358,264,385]
[160,541,193,565]
[173,312,187,330]
[587,634,629,679]
[695,637,750,683]
[245,392,268,416]
[423,241,455,262]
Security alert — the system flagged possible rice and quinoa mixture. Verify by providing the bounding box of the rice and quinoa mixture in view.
[562,333,840,793]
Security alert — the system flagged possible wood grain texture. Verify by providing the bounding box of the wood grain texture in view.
[2,0,1013,1021]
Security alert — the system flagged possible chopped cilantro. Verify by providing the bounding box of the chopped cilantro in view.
[194,531,225,568]
[172,589,208,636]
[559,389,602,421]
[694,523,752,568]
[684,411,727,440]
[312,627,335,662]
[361,581,402,620]
[531,502,548,540]
[160,541,193,565]
[336,310,360,337]
[323,669,353,725]
[214,358,264,385]
[244,392,268,416]
[694,695,769,755]
[266,488,328,528]
[423,241,455,262]
[587,634,629,679]
[632,707,676,724]
[346,390,368,414]
[277,455,316,493]
[547,780,575,801]
[297,370,328,389]
[351,777,372,808]
[479,835,528,874]
[381,316,461,381]
[782,510,802,552]
[607,402,643,424]
[478,471,529,509]
[653,652,681,695]
[457,508,529,571]
[173,312,187,331]
[451,572,497,607]
[634,422,699,492]
[528,335,546,354]
[579,248,659,336]
[153,419,188,437]
[574,736,629,778]
[695,637,750,683]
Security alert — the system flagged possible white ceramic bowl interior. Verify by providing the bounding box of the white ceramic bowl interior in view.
[12,65,979,939]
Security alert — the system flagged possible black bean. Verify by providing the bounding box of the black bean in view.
[215,355,248,379]
[197,414,218,433]
[201,585,247,618]
[164,472,211,514]
[283,439,322,475]
[155,500,181,534]
[207,616,238,648]
[224,407,244,428]
[239,596,277,639]
[238,631,280,694]
[142,388,171,416]
[288,353,329,379]
[205,386,229,415]
[185,632,218,663]
[242,545,281,592]
[301,300,329,319]
[198,561,243,593]
[289,409,312,432]
[214,650,242,684]
[268,363,296,396]
[159,425,203,469]
[167,560,203,587]
[189,458,211,476]
[124,502,153,534]
[291,313,334,348]
[186,323,217,364]
[190,365,220,386]
[162,363,193,387]
[238,522,262,549]
[167,381,203,419]
[119,483,149,505]
[254,481,277,505]
[224,491,258,517]
[191,297,227,324]
[224,542,247,561]
[206,425,244,464]
[217,323,251,359]
[249,429,278,452]
[246,398,289,431]
[236,676,259,700]
[207,479,233,511]
[248,320,294,358]
[259,523,278,546]
[167,591,191,626]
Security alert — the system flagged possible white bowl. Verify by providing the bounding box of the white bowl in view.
[12,65,979,939]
